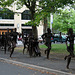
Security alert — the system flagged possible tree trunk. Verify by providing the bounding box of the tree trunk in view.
[31,11,38,39]
[32,26,38,39]
[43,17,48,33]
[24,1,38,39]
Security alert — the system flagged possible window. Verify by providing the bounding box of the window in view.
[0,8,14,19]
[22,24,31,26]
[21,10,31,20]
[22,29,32,34]
[0,24,14,26]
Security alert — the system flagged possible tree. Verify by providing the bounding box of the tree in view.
[23,0,38,38]
[71,2,75,9]
[0,0,74,37]
[36,0,74,33]
[52,9,75,33]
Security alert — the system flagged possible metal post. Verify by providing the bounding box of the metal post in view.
[50,13,53,32]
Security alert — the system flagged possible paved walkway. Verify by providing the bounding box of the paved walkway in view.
[0,59,49,75]
[0,46,75,75]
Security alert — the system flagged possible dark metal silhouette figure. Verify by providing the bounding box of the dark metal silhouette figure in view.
[0,32,6,54]
[9,28,19,57]
[22,33,28,54]
[59,32,62,43]
[64,28,75,69]
[33,38,41,57]
[42,28,54,59]
[28,33,34,57]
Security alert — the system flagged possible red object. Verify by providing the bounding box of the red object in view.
[18,38,22,40]
[51,38,53,40]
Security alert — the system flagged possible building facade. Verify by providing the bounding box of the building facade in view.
[0,5,43,36]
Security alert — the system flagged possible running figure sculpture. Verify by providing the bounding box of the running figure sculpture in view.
[64,28,75,69]
[42,28,54,59]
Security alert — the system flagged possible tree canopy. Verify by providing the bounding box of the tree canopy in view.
[52,9,75,33]
[0,0,75,37]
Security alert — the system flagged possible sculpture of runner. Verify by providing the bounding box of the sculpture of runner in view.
[42,28,54,59]
[64,28,75,69]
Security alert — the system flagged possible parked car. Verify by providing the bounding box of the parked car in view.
[38,34,67,43]
[51,34,67,43]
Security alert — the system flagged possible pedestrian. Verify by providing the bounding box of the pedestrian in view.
[42,28,54,59]
[64,28,75,69]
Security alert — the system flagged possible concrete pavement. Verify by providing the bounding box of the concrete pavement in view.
[0,57,73,75]
[0,59,48,75]
[0,47,75,75]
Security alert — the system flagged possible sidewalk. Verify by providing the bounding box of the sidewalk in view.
[0,59,49,75]
[0,46,75,75]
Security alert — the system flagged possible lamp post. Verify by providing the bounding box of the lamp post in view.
[50,13,53,32]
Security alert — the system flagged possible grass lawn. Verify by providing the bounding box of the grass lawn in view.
[39,44,75,54]
[15,44,75,55]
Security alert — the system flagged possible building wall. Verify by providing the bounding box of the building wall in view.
[0,4,43,36]
[37,21,43,37]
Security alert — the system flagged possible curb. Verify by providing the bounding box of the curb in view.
[0,57,74,75]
